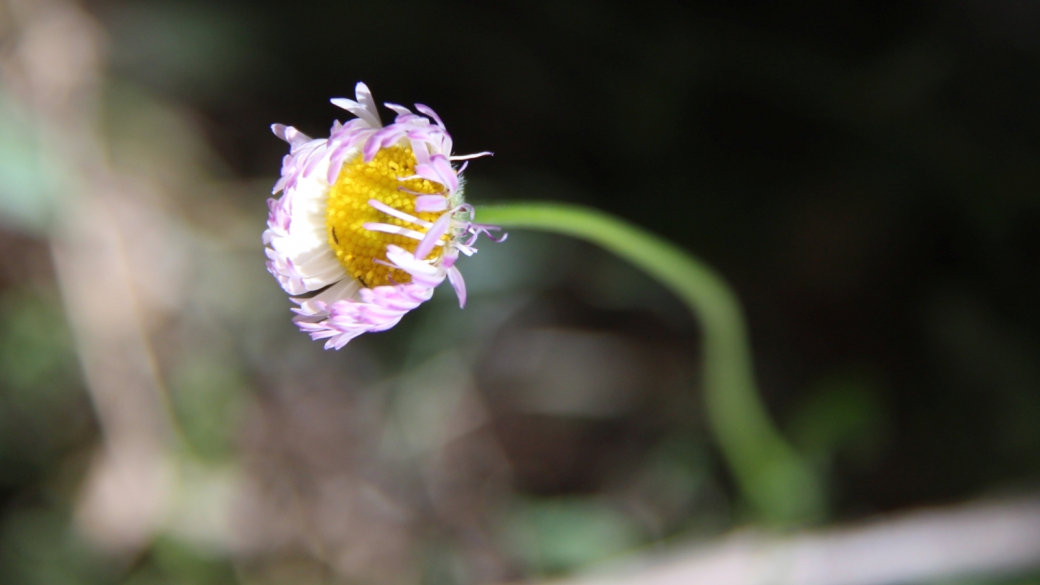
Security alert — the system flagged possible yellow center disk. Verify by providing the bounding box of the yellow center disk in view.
[326,146,445,288]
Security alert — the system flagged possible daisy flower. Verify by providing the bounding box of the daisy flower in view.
[263,82,504,349]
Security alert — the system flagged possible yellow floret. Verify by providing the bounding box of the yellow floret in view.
[326,146,445,287]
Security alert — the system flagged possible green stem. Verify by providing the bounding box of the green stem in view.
[478,202,823,524]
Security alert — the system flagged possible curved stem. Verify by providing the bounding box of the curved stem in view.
[478,202,823,524]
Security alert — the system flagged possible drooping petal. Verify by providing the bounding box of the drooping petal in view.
[446,266,467,308]
[383,102,413,117]
[414,103,445,128]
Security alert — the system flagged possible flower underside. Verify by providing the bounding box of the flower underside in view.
[326,146,445,288]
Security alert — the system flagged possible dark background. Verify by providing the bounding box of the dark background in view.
[99,0,1038,510]
[1,0,1039,583]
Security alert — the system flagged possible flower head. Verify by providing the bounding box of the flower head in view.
[264,83,504,349]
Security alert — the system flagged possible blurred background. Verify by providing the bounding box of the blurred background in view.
[1,0,1040,583]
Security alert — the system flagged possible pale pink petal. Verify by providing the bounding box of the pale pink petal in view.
[414,154,458,194]
[414,103,445,128]
[449,151,493,161]
[368,199,431,227]
[414,195,448,213]
[363,222,429,242]
[447,266,466,308]
[414,212,452,260]
[354,82,380,125]
[383,102,413,117]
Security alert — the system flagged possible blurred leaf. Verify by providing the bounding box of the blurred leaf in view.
[629,438,713,533]
[384,351,473,458]
[0,289,76,396]
[504,497,643,576]
[0,92,63,234]
[169,358,245,462]
[164,461,238,554]
[0,508,114,585]
[149,535,238,585]
[0,289,87,485]
[788,370,888,469]
[103,81,227,188]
